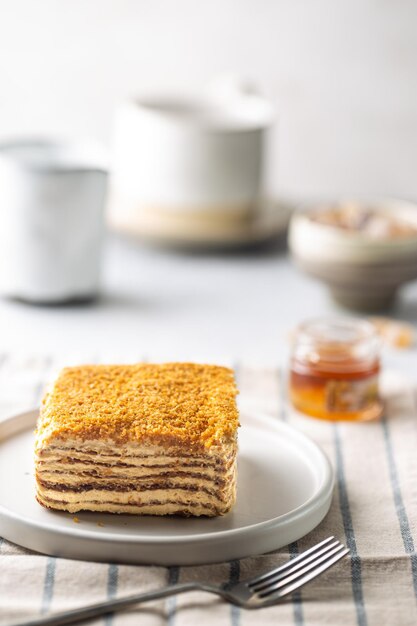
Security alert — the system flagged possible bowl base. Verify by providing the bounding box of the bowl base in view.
[330,288,397,312]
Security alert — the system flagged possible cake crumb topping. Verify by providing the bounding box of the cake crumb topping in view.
[36,363,239,449]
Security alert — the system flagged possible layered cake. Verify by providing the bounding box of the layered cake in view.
[35,363,239,516]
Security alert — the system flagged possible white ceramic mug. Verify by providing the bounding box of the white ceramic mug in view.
[0,139,108,303]
[108,83,274,235]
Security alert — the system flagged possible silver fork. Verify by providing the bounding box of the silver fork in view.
[18,537,349,626]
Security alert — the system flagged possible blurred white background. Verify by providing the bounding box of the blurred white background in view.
[0,0,416,364]
[1,0,416,200]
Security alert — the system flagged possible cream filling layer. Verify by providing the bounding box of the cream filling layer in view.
[36,485,230,505]
[37,458,234,478]
[37,439,237,460]
[35,439,237,517]
[38,449,235,466]
[36,472,233,496]
[37,495,227,516]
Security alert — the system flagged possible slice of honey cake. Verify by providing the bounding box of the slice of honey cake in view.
[35,363,239,516]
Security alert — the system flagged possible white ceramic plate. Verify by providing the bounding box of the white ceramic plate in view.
[109,199,293,250]
[0,407,333,565]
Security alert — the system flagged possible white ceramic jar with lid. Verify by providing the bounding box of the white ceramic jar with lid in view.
[108,82,274,237]
[0,139,108,303]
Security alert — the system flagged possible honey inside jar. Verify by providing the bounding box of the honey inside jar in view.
[289,318,383,422]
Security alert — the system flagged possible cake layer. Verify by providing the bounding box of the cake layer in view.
[37,449,235,472]
[37,494,225,516]
[36,443,236,485]
[36,439,236,516]
[35,363,239,517]
[37,450,235,469]
[36,461,233,486]
[36,484,235,506]
[36,464,237,516]
[37,450,234,480]
[36,470,234,492]
[36,476,235,499]
[37,467,232,482]
[38,439,236,462]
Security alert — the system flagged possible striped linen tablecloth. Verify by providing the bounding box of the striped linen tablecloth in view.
[0,353,417,626]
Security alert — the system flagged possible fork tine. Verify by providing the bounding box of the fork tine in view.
[258,547,350,604]
[251,539,342,592]
[257,544,348,598]
[247,536,335,586]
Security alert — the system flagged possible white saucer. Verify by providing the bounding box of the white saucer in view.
[109,199,293,250]
[0,407,333,565]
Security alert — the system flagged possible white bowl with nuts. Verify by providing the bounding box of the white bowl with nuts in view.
[288,197,417,311]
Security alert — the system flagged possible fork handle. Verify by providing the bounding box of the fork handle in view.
[13,582,212,626]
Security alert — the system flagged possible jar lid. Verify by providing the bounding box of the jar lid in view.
[0,139,109,173]
[294,317,380,369]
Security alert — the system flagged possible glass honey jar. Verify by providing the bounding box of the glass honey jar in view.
[289,317,383,422]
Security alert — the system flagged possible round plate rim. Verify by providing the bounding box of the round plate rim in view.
[0,407,334,547]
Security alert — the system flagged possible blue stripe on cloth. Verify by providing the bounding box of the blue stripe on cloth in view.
[167,566,180,626]
[381,415,417,600]
[229,560,241,626]
[288,542,304,626]
[41,557,57,614]
[333,423,367,626]
[104,564,119,626]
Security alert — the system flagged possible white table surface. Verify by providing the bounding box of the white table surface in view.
[0,233,416,372]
